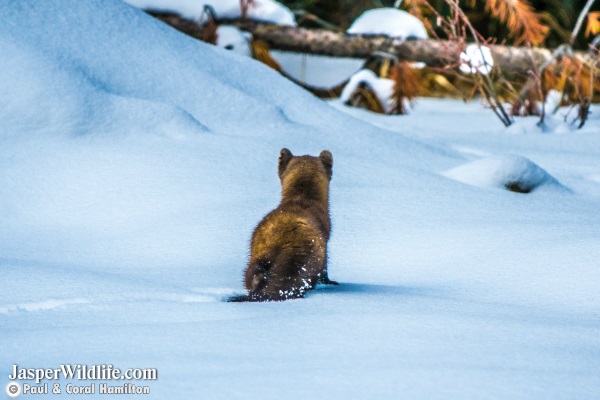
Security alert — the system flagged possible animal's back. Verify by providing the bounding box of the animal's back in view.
[244,207,327,300]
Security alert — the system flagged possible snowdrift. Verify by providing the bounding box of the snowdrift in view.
[444,155,566,193]
[0,0,452,271]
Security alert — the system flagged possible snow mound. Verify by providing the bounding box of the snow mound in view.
[0,0,319,141]
[217,25,252,56]
[124,0,296,26]
[444,156,566,193]
[347,8,427,40]
[340,69,395,113]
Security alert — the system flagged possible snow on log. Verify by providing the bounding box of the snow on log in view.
[228,20,554,77]
[346,8,428,40]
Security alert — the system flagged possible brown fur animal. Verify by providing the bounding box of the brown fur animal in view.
[230,148,337,302]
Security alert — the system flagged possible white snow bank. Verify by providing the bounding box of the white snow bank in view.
[0,0,327,142]
[347,8,427,40]
[124,0,296,25]
[340,68,416,113]
[444,155,566,193]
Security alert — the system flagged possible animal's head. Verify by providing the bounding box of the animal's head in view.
[277,148,333,202]
[278,148,332,180]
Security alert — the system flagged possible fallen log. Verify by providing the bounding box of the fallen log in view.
[149,12,595,79]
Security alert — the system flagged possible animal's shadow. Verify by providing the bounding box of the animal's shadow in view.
[228,282,441,302]
[312,282,442,298]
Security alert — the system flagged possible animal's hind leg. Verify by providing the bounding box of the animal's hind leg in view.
[317,252,338,285]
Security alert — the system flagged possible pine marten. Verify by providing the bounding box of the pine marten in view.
[229,148,337,302]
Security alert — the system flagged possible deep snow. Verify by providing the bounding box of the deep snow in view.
[1,1,600,399]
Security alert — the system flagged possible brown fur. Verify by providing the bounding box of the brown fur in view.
[230,148,336,302]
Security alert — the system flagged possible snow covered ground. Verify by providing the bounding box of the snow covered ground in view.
[271,51,364,87]
[1,1,599,399]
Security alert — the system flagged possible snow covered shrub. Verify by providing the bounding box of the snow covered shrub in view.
[341,70,389,114]
[340,54,421,115]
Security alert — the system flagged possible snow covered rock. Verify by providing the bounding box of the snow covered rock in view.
[444,155,566,193]
[124,0,296,26]
[216,25,252,56]
[347,8,427,40]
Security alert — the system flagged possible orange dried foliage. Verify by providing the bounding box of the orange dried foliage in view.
[251,40,282,72]
[485,0,549,45]
[585,12,600,37]
[403,0,434,33]
[347,83,386,114]
[202,18,218,45]
[553,57,598,101]
[510,83,541,116]
[513,56,599,115]
[390,62,420,115]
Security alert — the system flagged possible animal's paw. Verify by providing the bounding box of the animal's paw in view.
[318,275,339,285]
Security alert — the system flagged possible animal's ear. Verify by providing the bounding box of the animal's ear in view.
[278,148,293,178]
[319,150,333,179]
